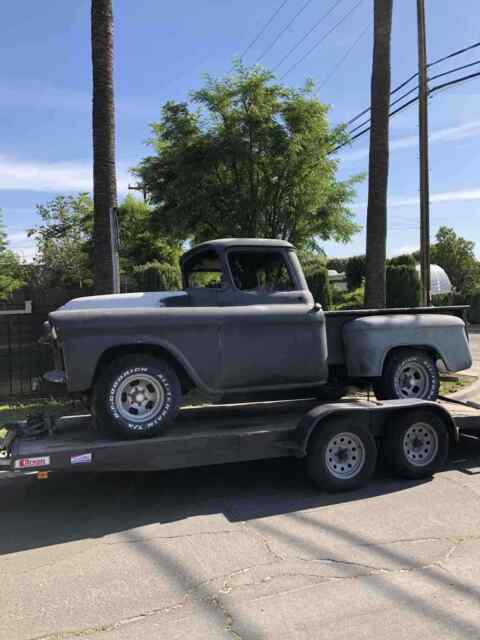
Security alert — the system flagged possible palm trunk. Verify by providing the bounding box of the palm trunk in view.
[91,0,119,294]
[364,0,393,309]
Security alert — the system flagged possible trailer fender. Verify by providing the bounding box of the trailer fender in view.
[295,403,372,455]
[296,399,458,455]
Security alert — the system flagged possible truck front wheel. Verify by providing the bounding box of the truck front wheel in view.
[306,419,377,492]
[93,354,182,439]
[374,349,439,401]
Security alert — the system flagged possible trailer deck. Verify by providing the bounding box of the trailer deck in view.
[1,397,480,489]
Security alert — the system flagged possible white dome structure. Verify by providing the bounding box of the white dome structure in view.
[415,264,452,295]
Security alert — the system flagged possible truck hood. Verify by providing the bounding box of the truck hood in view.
[58,291,188,311]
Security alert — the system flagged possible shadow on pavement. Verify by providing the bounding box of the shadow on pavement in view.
[0,433,479,557]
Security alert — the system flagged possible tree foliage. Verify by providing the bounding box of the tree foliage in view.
[0,210,24,300]
[345,255,366,291]
[137,63,362,250]
[27,194,93,288]
[26,193,182,291]
[430,226,480,299]
[386,265,420,308]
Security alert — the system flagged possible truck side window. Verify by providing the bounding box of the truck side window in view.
[184,250,224,289]
[228,251,295,292]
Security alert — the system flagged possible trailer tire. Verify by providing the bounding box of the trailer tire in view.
[93,354,182,439]
[383,409,449,479]
[306,419,377,492]
[374,349,439,401]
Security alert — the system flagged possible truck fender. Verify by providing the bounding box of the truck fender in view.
[342,315,472,378]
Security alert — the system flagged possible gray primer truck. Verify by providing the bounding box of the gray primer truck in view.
[44,239,472,439]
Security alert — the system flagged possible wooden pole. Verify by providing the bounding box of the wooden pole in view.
[417,0,431,305]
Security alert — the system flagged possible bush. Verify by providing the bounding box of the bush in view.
[133,261,182,292]
[333,286,365,310]
[470,289,480,323]
[388,254,416,268]
[305,267,332,310]
[386,265,421,308]
[345,255,366,291]
[327,257,348,274]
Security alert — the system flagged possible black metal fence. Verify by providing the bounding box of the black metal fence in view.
[0,288,90,401]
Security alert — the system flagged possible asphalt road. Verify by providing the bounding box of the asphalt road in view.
[2,431,480,640]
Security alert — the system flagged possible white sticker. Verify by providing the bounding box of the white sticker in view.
[14,456,50,469]
[71,453,92,465]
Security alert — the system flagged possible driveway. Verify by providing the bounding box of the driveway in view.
[2,434,480,640]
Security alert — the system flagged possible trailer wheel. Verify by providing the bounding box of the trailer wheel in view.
[374,349,439,401]
[383,409,449,479]
[306,420,377,492]
[93,354,182,439]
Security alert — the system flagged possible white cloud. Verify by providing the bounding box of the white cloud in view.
[0,156,131,193]
[6,230,36,263]
[389,188,480,208]
[352,187,480,210]
[342,119,480,161]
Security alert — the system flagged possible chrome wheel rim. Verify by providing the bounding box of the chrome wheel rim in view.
[394,361,430,398]
[115,373,165,423]
[403,422,438,466]
[325,432,366,479]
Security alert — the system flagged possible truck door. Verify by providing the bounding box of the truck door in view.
[218,249,328,389]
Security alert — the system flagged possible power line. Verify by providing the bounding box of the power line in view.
[319,23,370,90]
[240,0,289,59]
[280,0,365,80]
[429,59,480,82]
[430,69,480,94]
[348,60,480,135]
[345,39,480,128]
[257,0,313,63]
[336,69,480,153]
[272,0,346,71]
[427,40,480,69]
[349,84,419,135]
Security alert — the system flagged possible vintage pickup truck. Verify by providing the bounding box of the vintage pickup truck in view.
[45,238,472,439]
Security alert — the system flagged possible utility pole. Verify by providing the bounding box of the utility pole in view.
[417,0,431,305]
[128,183,147,202]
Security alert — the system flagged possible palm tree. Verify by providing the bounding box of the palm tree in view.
[364,0,393,309]
[91,0,119,294]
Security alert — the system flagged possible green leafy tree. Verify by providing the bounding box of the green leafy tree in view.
[0,210,24,299]
[136,63,362,250]
[27,194,94,289]
[117,195,182,286]
[430,227,480,299]
[27,193,182,291]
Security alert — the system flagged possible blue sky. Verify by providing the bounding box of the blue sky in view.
[1,0,480,261]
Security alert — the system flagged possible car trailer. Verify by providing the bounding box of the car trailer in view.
[1,397,480,492]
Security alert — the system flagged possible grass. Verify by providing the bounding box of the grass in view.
[439,374,477,396]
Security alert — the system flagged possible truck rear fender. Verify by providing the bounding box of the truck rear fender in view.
[296,400,458,455]
[342,315,472,378]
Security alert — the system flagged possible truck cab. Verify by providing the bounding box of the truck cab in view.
[180,238,313,307]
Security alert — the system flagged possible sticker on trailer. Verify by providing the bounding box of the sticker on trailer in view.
[70,453,92,465]
[14,456,50,469]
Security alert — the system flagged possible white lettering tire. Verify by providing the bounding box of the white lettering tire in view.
[93,354,182,439]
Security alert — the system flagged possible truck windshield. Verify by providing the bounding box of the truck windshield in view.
[228,250,295,292]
